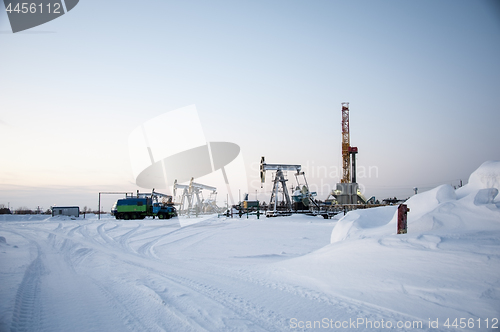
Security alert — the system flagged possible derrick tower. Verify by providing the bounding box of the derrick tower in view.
[331,102,364,205]
[341,102,351,183]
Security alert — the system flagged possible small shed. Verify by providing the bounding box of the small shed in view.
[52,206,80,217]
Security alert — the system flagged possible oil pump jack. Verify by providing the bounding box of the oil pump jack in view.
[260,157,317,217]
[173,178,218,216]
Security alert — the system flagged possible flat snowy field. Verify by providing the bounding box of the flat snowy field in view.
[1,161,499,331]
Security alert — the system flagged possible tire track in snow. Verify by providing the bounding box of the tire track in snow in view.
[10,242,44,332]
[8,222,309,331]
[8,225,139,331]
[123,271,286,331]
[76,224,104,246]
[269,273,434,329]
[97,223,116,245]
[79,233,291,331]
[111,222,308,329]
[148,221,230,255]
[67,224,82,237]
[55,228,233,331]
[160,272,289,331]
[129,282,210,331]
[6,218,414,331]
[136,222,218,259]
[96,222,144,255]
[117,223,143,253]
[112,258,291,331]
[53,222,63,232]
[136,229,184,259]
[228,267,430,328]
[137,236,163,259]
[124,218,431,329]
[67,221,95,237]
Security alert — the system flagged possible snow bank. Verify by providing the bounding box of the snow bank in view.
[0,214,111,223]
[273,161,500,324]
[331,161,500,241]
[330,206,397,243]
[456,160,500,198]
[330,183,460,244]
[404,184,455,223]
[0,214,52,222]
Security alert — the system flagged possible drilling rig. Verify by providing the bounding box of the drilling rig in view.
[341,102,359,184]
[333,102,366,205]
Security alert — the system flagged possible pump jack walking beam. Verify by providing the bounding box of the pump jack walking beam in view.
[260,157,303,216]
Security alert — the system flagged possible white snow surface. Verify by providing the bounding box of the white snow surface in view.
[1,161,500,331]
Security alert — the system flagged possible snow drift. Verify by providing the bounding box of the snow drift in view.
[331,160,500,241]
[270,161,500,328]
[456,160,500,198]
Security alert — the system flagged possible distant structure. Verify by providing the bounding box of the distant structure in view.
[173,178,218,215]
[52,206,80,217]
[260,157,317,216]
[332,103,365,205]
[341,102,352,183]
[260,156,299,216]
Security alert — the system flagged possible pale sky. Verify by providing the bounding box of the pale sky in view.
[1,0,499,211]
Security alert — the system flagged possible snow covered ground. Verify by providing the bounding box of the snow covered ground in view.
[1,161,499,331]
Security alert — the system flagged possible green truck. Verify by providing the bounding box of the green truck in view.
[111,191,177,220]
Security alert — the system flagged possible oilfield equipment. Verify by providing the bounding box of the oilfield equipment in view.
[329,102,367,206]
[260,157,318,217]
[125,103,389,220]
[291,185,319,211]
[173,178,219,216]
[111,189,177,220]
[257,102,383,218]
